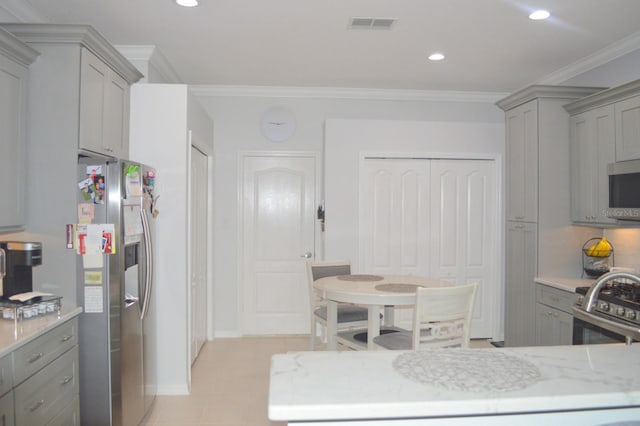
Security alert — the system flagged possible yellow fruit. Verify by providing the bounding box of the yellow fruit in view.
[586,237,611,257]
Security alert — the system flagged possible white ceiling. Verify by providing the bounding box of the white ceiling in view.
[14,0,640,92]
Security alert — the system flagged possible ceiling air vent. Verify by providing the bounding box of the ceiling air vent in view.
[349,17,396,30]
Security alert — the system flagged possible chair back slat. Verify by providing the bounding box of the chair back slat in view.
[412,283,477,349]
[311,264,351,281]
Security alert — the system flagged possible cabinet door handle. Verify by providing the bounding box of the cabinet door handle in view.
[29,399,45,412]
[60,375,74,385]
[60,334,73,342]
[28,352,44,363]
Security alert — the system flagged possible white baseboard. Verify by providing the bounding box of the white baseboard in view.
[156,385,190,395]
[213,330,243,338]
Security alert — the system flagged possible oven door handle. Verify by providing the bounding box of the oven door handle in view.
[572,307,640,343]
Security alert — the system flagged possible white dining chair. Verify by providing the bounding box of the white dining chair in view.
[373,282,477,350]
[306,259,369,350]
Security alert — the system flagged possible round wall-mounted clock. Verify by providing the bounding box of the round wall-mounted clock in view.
[260,107,296,142]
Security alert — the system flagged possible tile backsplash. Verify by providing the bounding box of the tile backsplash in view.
[604,228,640,272]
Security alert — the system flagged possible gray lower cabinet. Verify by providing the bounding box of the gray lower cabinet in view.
[535,284,574,346]
[505,222,538,347]
[0,391,14,426]
[0,353,13,426]
[0,318,79,426]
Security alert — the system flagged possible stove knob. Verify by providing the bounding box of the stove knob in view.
[598,302,610,311]
[625,310,636,320]
[616,307,626,316]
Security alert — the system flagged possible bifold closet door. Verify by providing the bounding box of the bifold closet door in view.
[359,158,497,337]
[359,159,431,277]
[429,159,497,338]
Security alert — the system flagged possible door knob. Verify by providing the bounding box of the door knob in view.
[301,252,312,259]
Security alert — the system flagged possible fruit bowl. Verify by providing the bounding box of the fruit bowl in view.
[582,237,614,278]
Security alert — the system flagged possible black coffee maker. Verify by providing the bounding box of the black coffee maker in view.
[0,241,42,299]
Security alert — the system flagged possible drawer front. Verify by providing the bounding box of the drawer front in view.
[14,346,78,426]
[536,284,575,314]
[13,318,77,385]
[0,391,14,426]
[47,396,79,426]
[0,354,12,396]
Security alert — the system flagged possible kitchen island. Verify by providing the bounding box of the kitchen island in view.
[269,344,640,425]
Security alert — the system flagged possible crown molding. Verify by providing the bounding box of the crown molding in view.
[563,78,640,115]
[0,26,38,66]
[496,85,606,111]
[537,30,640,85]
[190,85,508,103]
[0,23,143,84]
[116,44,183,84]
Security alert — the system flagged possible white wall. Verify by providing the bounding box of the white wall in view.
[129,84,214,394]
[560,49,640,89]
[195,92,505,336]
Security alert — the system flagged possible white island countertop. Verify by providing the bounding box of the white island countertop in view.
[269,344,640,424]
[0,306,82,357]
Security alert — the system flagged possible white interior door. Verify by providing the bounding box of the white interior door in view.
[359,157,498,338]
[241,154,317,334]
[429,159,497,338]
[190,145,208,364]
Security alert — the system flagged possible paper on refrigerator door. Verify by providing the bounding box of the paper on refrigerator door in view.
[76,224,116,255]
[84,285,103,313]
[123,202,144,244]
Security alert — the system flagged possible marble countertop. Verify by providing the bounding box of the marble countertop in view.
[0,306,82,358]
[535,276,595,292]
[269,344,640,422]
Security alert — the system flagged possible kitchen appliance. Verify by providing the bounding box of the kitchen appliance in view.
[573,271,640,345]
[0,241,42,298]
[76,152,157,426]
[607,160,640,221]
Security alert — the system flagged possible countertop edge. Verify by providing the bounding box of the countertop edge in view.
[534,276,595,292]
[0,306,83,358]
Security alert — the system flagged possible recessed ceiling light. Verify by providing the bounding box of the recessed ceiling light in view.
[428,52,445,61]
[529,10,550,20]
[176,0,198,7]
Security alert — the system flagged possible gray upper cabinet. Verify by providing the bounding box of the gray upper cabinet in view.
[80,48,130,158]
[505,100,538,223]
[0,28,38,232]
[564,79,640,224]
[615,94,640,162]
[568,105,616,225]
[0,24,142,161]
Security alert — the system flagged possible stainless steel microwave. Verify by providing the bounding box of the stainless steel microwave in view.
[608,159,640,221]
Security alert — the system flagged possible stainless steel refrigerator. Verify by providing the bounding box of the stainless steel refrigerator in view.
[76,152,157,426]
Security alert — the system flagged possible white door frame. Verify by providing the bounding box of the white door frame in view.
[358,150,504,340]
[237,150,322,334]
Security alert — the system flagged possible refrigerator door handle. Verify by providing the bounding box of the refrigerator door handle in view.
[140,208,153,320]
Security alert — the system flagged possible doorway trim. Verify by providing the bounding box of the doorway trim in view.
[237,150,322,334]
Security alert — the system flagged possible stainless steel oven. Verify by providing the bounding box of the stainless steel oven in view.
[573,315,630,345]
[573,271,640,346]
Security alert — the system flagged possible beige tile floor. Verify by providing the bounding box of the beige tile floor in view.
[141,335,494,426]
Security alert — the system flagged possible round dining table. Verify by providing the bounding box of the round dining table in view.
[314,274,452,350]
